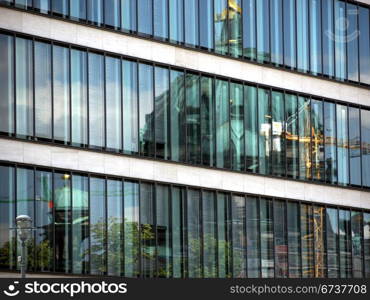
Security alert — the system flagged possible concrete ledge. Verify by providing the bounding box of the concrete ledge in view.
[0,138,369,209]
[0,7,368,107]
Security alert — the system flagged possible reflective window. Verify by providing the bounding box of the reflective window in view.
[256,0,270,62]
[172,186,185,277]
[121,0,137,32]
[296,0,309,72]
[271,91,285,176]
[52,0,68,16]
[0,34,14,135]
[155,67,170,160]
[106,56,122,151]
[270,0,283,65]
[311,99,324,181]
[71,174,89,274]
[15,0,32,9]
[199,0,213,50]
[324,102,337,184]
[285,94,299,178]
[347,4,359,82]
[187,189,201,278]
[215,79,230,169]
[313,206,326,277]
[327,208,339,277]
[322,0,335,77]
[153,0,168,40]
[201,76,215,167]
[245,85,258,173]
[243,0,256,60]
[16,37,33,137]
[301,204,314,277]
[334,0,346,80]
[229,0,242,57]
[362,109,370,188]
[184,0,198,47]
[214,0,228,55]
[70,0,86,21]
[339,209,351,277]
[246,196,259,277]
[260,198,274,277]
[71,49,88,146]
[337,104,349,185]
[217,193,230,278]
[230,82,244,171]
[104,0,120,29]
[123,60,138,154]
[351,211,363,278]
[53,45,70,143]
[298,97,311,180]
[139,63,154,156]
[186,73,201,164]
[88,53,105,148]
[274,200,287,278]
[107,179,123,276]
[359,6,370,84]
[34,0,50,13]
[349,107,361,186]
[231,195,246,277]
[287,202,300,277]
[138,0,153,36]
[258,88,271,175]
[169,0,183,43]
[283,0,296,69]
[309,0,322,75]
[87,0,103,26]
[202,191,216,277]
[364,213,370,277]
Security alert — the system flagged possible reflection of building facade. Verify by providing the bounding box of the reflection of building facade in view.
[0,1,369,278]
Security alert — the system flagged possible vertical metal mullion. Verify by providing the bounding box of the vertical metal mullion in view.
[138,180,142,277]
[320,0,324,76]
[285,200,290,278]
[347,105,351,186]
[337,207,340,278]
[87,174,91,274]
[359,107,363,188]
[244,195,248,277]
[298,201,303,278]
[361,209,365,278]
[153,64,156,158]
[345,0,348,81]
[197,0,200,48]
[13,33,16,138]
[68,171,72,274]
[333,0,336,79]
[228,79,231,170]
[229,193,234,277]
[254,0,257,61]
[267,0,271,63]
[294,0,298,70]
[272,198,276,278]
[184,70,187,163]
[212,0,215,52]
[120,57,124,152]
[32,37,35,139]
[324,205,329,278]
[322,98,326,182]
[51,169,55,272]
[284,91,288,177]
[184,186,188,278]
[313,204,317,277]
[136,60,140,156]
[308,0,311,74]
[32,166,36,272]
[215,191,219,278]
[269,88,272,175]
[154,182,158,277]
[212,76,216,168]
[281,0,285,67]
[257,196,262,278]
[121,179,125,276]
[198,73,202,165]
[256,84,260,174]
[167,67,171,160]
[169,185,173,278]
[104,177,108,275]
[199,189,204,278]
[103,53,107,150]
[14,165,17,271]
[357,3,361,84]
[51,41,54,142]
[151,0,154,37]
[227,0,230,56]
[349,208,353,278]
[309,96,313,181]
[86,49,90,147]
[69,45,72,145]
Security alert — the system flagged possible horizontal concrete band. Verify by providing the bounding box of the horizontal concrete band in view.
[0,7,369,107]
[0,138,369,210]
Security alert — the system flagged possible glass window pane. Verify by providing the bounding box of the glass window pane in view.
[51,0,68,16]
[283,0,296,69]
[351,211,363,278]
[139,63,154,157]
[243,0,256,60]
[334,0,346,80]
[34,0,50,13]
[285,94,299,178]
[154,0,168,39]
[201,76,215,167]
[349,107,361,186]
[140,183,155,277]
[123,60,138,154]
[274,200,287,278]
[199,0,213,50]
[301,204,314,277]
[362,109,370,188]
[104,0,120,29]
[155,67,170,160]
[0,34,14,135]
[202,191,216,278]
[16,37,33,137]
[107,179,123,276]
[311,99,324,181]
[87,0,103,26]
[347,4,359,82]
[230,82,244,171]
[138,0,153,36]
[54,171,71,273]
[260,198,274,277]
[258,88,271,175]
[245,85,258,173]
[337,104,349,185]
[186,73,201,164]
[184,0,198,47]
[359,7,370,85]
[88,53,105,148]
[256,0,270,62]
[90,177,106,275]
[106,56,122,151]
[217,193,230,278]
[214,0,228,55]
[364,213,370,277]
[187,189,201,278]
[169,0,183,43]
[71,174,89,274]
[229,0,242,57]
[322,0,335,77]
[53,45,70,143]
[324,102,337,184]
[0,166,15,270]
[71,49,88,146]
[296,0,309,72]
[124,181,140,277]
[339,209,351,278]
[298,97,311,180]
[313,206,326,277]
[246,196,259,277]
[170,70,186,162]
[231,195,246,277]
[122,0,137,32]
[326,207,339,277]
[287,202,300,277]
[309,0,322,75]
[215,79,230,169]
[271,91,285,176]
[172,186,185,278]
[14,0,32,8]
[156,185,170,277]
[70,0,86,21]
[270,0,283,65]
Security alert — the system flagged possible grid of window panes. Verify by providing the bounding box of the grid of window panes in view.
[0,162,369,278]
[0,0,369,86]
[0,31,370,188]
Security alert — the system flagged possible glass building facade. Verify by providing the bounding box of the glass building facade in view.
[0,162,369,278]
[0,0,369,86]
[0,31,370,189]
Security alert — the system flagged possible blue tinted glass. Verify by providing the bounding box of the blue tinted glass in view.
[270,0,283,65]
[256,0,270,62]
[258,88,271,175]
[52,0,68,16]
[297,0,309,72]
[245,85,258,173]
[229,0,242,57]
[34,0,50,13]
[361,110,370,187]
[105,0,120,29]
[324,102,337,184]
[337,104,349,185]
[283,0,296,68]
[122,0,137,32]
[215,0,228,55]
[184,0,199,46]
[243,0,256,60]
[347,4,359,82]
[309,0,322,74]
[199,0,214,49]
[169,0,183,43]
[138,0,153,35]
[87,0,103,26]
[348,107,361,186]
[154,0,168,39]
[230,82,244,171]
[334,0,346,80]
[322,0,334,77]
[70,0,86,20]
[359,7,370,85]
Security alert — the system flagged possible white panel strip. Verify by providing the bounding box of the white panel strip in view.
[0,7,369,107]
[0,138,369,209]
